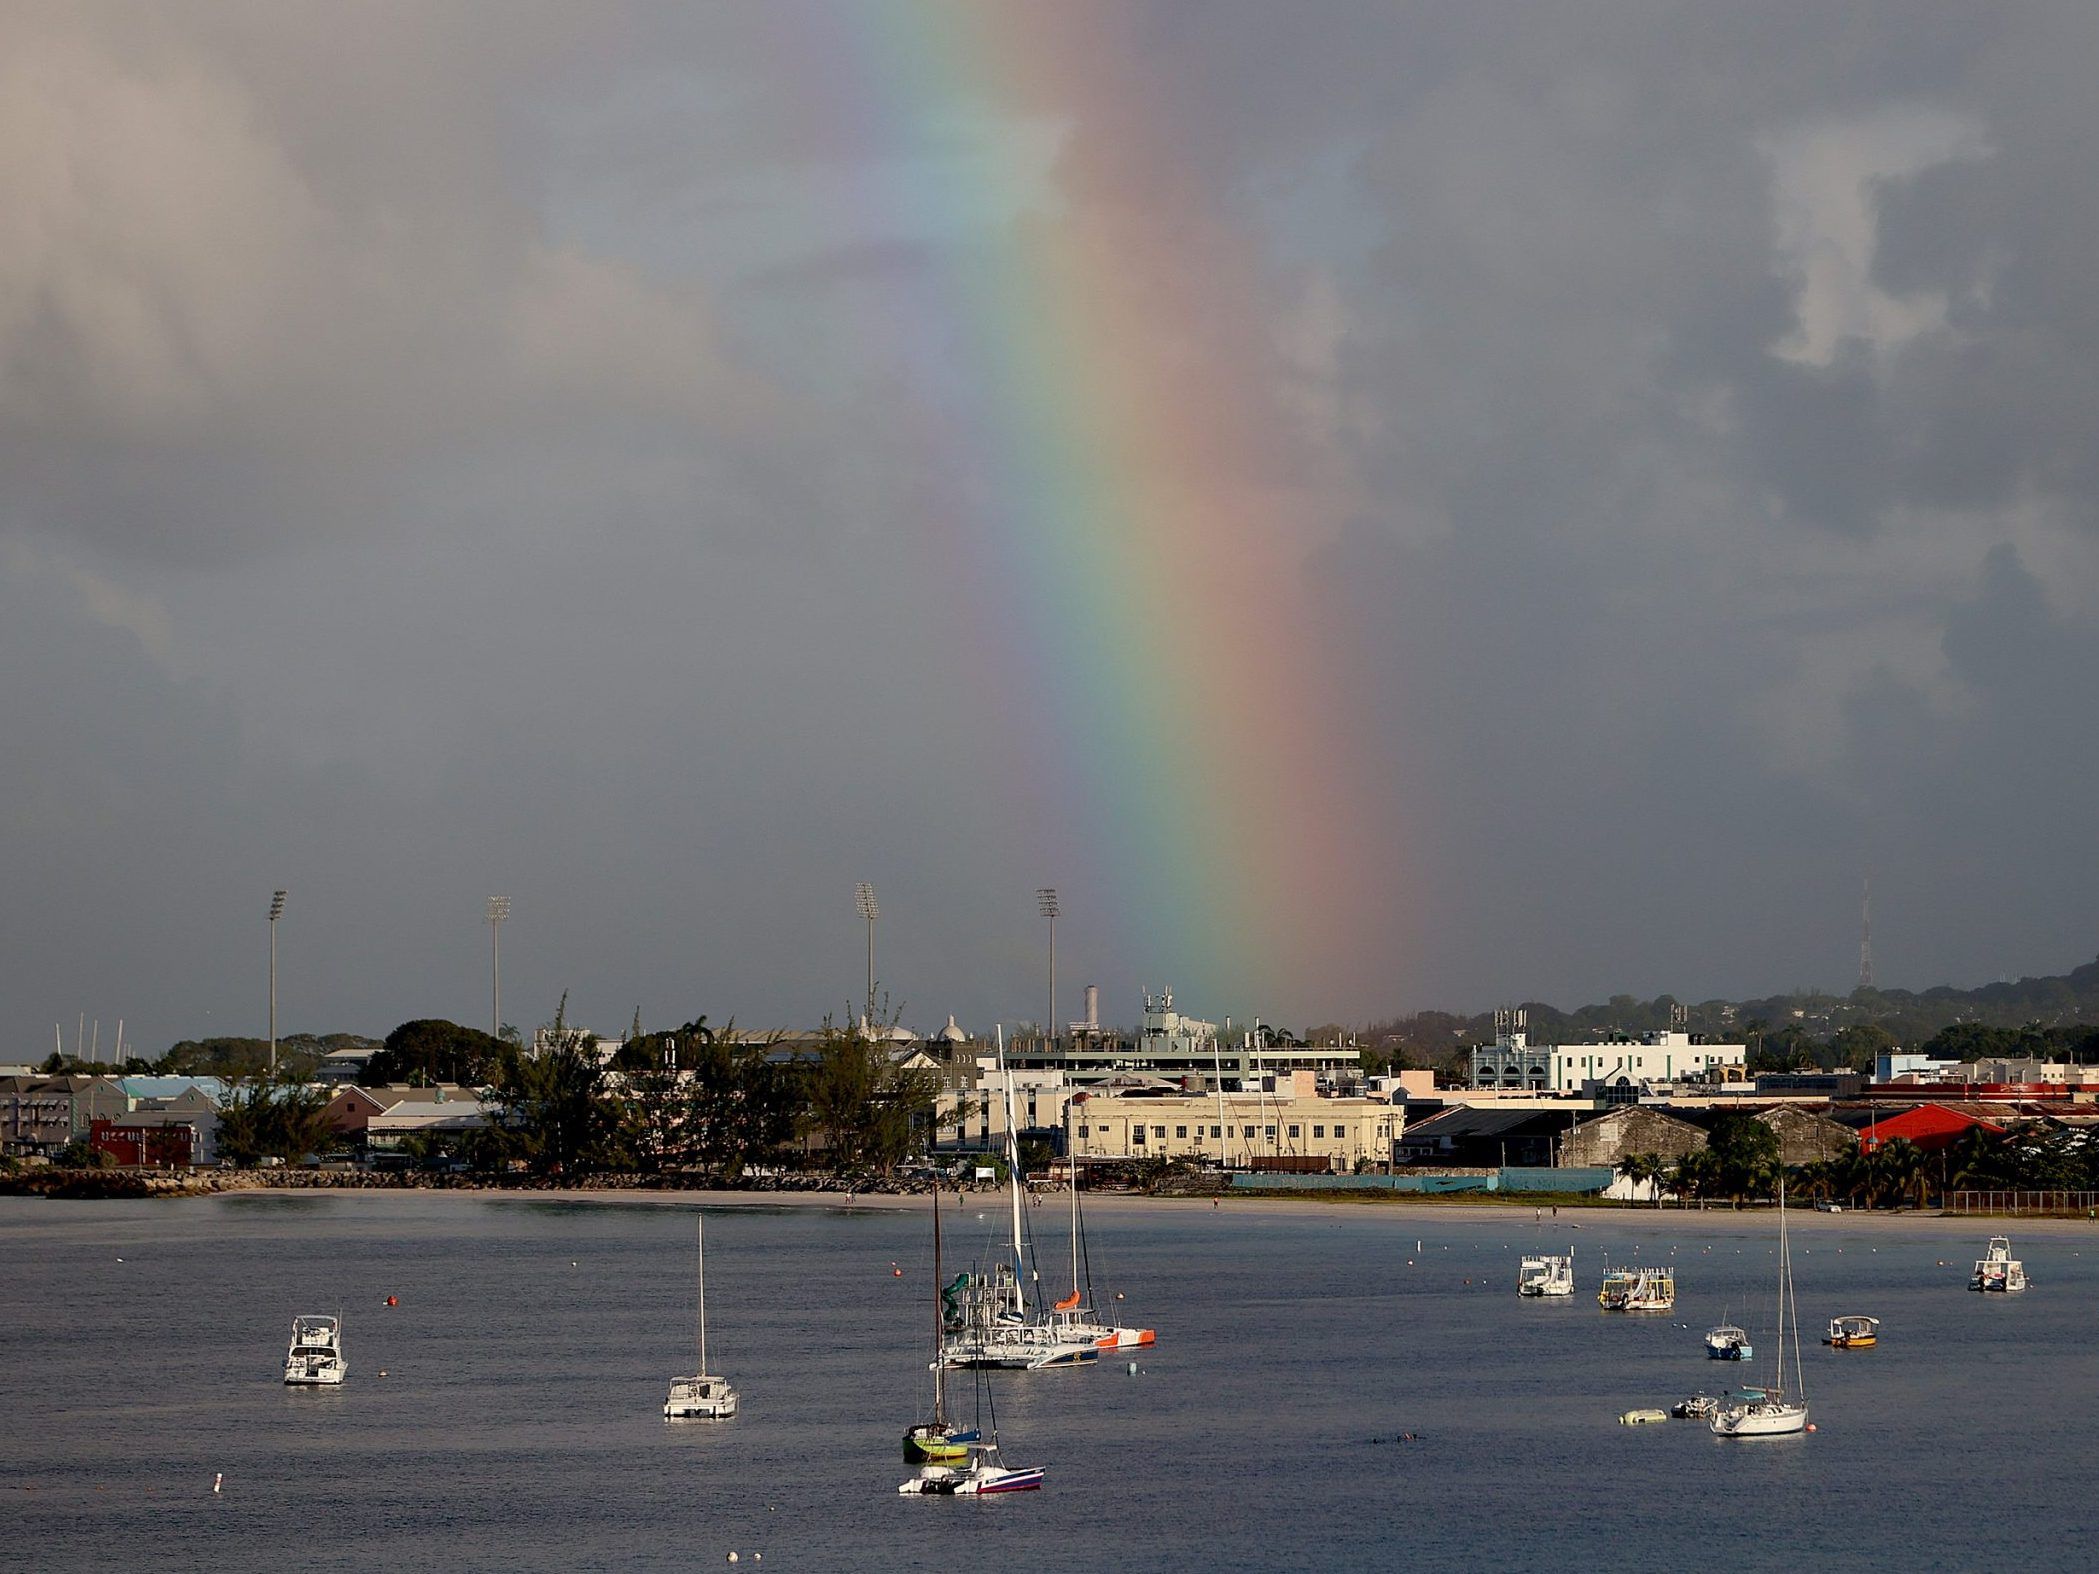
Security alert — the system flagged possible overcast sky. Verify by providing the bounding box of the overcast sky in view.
[6,2,2098,1056]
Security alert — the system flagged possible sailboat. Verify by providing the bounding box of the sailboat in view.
[904,1185,979,1463]
[664,1216,738,1420]
[1045,1161,1156,1351]
[1710,1181,1808,1438]
[899,1372,1044,1495]
[938,1029,1100,1371]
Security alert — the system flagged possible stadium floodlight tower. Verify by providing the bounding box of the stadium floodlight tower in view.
[487,896,511,1042]
[268,890,287,1075]
[1037,888,1059,1047]
[856,882,879,1022]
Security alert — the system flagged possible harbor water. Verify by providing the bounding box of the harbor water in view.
[5,1192,2097,1570]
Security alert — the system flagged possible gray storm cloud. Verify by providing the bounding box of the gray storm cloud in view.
[3,1,2096,1055]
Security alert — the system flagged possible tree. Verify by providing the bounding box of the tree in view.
[1707,1113,1781,1203]
[361,1020,505,1087]
[216,1078,334,1165]
[1615,1151,1668,1207]
[1829,1023,1897,1074]
[1670,1149,1718,1206]
[480,995,623,1176]
[801,1015,939,1174]
[1872,1137,1928,1209]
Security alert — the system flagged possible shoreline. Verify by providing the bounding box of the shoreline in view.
[9,1168,2097,1236]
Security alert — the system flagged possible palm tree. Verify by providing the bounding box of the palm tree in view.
[1670,1149,1718,1209]
[1874,1138,1927,1210]
[1616,1151,1664,1206]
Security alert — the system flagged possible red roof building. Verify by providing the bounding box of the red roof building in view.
[1846,1103,2005,1154]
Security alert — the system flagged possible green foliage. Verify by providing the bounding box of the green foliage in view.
[1706,1113,1782,1201]
[479,995,623,1176]
[800,1014,939,1174]
[215,1079,334,1165]
[361,1020,506,1087]
[1828,1023,1897,1072]
[1614,1151,1670,1206]
[55,1138,116,1169]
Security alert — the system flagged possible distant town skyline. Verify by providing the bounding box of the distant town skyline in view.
[7,5,2099,1053]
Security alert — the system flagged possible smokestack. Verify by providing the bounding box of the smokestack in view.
[1084,984,1099,1032]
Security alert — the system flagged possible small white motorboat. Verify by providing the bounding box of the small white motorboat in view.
[1705,1323,1753,1361]
[1618,1408,1668,1426]
[283,1314,346,1386]
[1970,1237,2028,1293]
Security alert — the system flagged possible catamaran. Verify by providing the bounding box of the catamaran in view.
[1517,1252,1574,1297]
[1970,1236,2028,1293]
[938,1030,1101,1372]
[283,1314,346,1386]
[664,1216,738,1420]
[1710,1183,1808,1438]
[905,1186,979,1464]
[1044,1161,1156,1351]
[900,1373,1043,1495]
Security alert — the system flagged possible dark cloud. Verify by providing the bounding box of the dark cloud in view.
[6,2,2099,1053]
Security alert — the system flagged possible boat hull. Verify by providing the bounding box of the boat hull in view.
[902,1426,978,1465]
[1710,1402,1808,1438]
[283,1364,346,1386]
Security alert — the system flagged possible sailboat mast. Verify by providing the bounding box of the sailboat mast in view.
[932,1184,947,1424]
[697,1215,708,1375]
[998,1026,1026,1317]
[1070,1157,1081,1299]
[1773,1181,1786,1397]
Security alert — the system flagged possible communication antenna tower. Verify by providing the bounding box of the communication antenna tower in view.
[1857,874,1875,992]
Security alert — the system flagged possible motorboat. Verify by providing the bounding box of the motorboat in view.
[899,1440,1045,1495]
[1618,1408,1668,1426]
[1704,1324,1753,1361]
[1671,1394,1719,1420]
[1598,1265,1675,1311]
[1824,1315,1880,1348]
[664,1217,738,1420]
[1711,1182,1808,1439]
[283,1314,346,1386]
[1970,1237,2028,1293]
[1518,1253,1574,1297]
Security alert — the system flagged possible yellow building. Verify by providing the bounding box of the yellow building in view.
[1067,1080,1400,1172]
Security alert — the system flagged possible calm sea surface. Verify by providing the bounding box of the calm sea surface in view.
[5,1192,2097,1572]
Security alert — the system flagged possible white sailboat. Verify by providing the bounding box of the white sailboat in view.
[1710,1182,1808,1439]
[664,1216,738,1420]
[939,1028,1099,1371]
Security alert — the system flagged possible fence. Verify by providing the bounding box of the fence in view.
[1229,1166,1616,1196]
[1947,1190,2099,1217]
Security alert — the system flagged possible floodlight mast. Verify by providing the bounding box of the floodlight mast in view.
[856,882,879,1022]
[487,896,511,1042]
[1036,888,1059,1046]
[268,891,287,1075]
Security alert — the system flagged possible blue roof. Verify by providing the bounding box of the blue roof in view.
[118,1076,230,1103]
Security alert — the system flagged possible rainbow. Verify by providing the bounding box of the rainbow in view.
[779,5,1396,1018]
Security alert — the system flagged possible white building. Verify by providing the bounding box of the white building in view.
[1470,1031,1746,1093]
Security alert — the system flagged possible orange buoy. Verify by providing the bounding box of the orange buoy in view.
[385,1295,398,1307]
[892,1267,903,1277]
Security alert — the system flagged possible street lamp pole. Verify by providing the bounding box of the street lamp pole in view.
[268,890,287,1075]
[856,883,879,1022]
[487,896,510,1041]
[1037,888,1059,1046]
